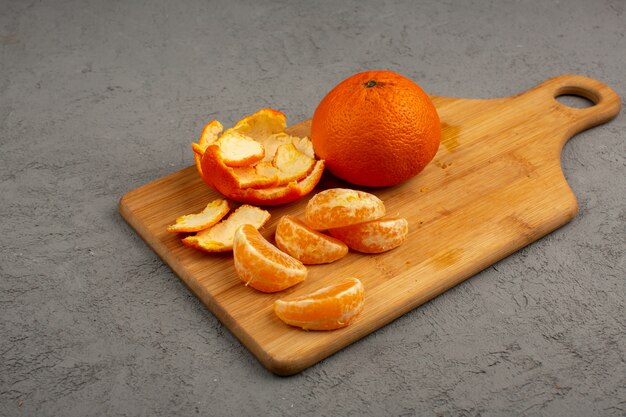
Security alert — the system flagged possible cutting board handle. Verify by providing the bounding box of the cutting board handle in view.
[532,74,621,135]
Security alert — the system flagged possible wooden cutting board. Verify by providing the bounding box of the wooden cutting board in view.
[119,74,620,375]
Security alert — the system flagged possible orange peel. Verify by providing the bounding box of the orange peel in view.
[329,217,409,253]
[192,109,323,205]
[275,215,348,264]
[233,224,307,293]
[272,143,316,183]
[166,199,230,233]
[193,120,223,186]
[215,131,264,167]
[201,145,279,190]
[222,160,325,206]
[225,108,287,140]
[182,204,270,252]
[255,132,315,163]
[273,277,365,330]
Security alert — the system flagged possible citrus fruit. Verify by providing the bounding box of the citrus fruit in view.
[166,198,230,233]
[275,215,348,265]
[311,70,441,187]
[329,217,409,253]
[273,277,365,330]
[233,224,307,293]
[193,109,324,205]
[182,204,270,252]
[305,188,385,230]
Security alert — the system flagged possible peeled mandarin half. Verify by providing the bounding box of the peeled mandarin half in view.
[233,224,307,293]
[273,277,365,331]
[305,188,386,230]
[182,205,270,252]
[166,199,230,233]
[329,217,409,253]
[275,215,348,265]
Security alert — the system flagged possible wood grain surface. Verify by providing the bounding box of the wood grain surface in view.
[119,74,620,375]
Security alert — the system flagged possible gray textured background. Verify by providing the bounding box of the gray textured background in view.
[1,0,624,416]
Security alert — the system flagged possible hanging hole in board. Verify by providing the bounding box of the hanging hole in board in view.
[554,85,598,109]
[555,94,595,109]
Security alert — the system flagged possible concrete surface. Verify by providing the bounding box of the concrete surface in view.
[1,0,624,415]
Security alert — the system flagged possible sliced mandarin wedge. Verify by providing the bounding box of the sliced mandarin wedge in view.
[305,188,386,230]
[215,131,264,167]
[275,215,348,265]
[273,277,365,331]
[166,199,230,233]
[233,224,307,293]
[182,205,270,252]
[329,217,409,254]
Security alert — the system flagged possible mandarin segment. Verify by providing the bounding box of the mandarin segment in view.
[329,217,409,253]
[273,277,365,330]
[182,205,270,252]
[233,224,307,293]
[166,199,230,233]
[305,188,386,230]
[275,215,348,265]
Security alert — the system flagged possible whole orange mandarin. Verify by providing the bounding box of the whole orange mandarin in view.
[311,70,441,187]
